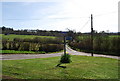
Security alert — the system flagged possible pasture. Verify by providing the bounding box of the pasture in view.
[0,34,56,41]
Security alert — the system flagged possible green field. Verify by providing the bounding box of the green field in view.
[77,35,120,41]
[109,35,120,37]
[2,55,119,79]
[0,34,56,41]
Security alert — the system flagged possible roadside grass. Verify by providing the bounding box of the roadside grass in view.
[1,50,63,54]
[0,34,56,41]
[2,55,119,79]
[0,50,46,54]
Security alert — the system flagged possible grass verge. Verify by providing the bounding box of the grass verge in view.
[1,50,63,54]
[2,55,119,79]
[0,50,46,54]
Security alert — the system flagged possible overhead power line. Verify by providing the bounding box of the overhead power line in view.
[94,11,117,17]
[4,11,117,21]
[79,18,90,31]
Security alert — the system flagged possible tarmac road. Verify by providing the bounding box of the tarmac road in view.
[0,45,119,60]
[66,45,119,59]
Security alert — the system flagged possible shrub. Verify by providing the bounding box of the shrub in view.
[2,37,63,53]
[18,42,30,51]
[2,39,8,50]
[39,44,63,52]
[23,38,32,42]
[68,35,120,56]
[29,43,40,51]
[13,38,23,42]
[32,37,41,43]
[60,54,71,63]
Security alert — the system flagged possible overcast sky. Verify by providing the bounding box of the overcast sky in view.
[1,0,119,32]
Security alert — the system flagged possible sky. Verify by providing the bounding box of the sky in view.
[0,0,119,33]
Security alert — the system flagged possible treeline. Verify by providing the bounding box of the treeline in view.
[2,37,63,53]
[68,35,120,56]
[0,26,78,37]
[0,26,119,37]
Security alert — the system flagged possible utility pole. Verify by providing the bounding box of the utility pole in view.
[91,14,93,56]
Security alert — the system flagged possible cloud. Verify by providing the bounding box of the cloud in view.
[2,0,119,32]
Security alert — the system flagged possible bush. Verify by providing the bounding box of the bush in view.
[2,39,8,50]
[60,54,71,63]
[13,38,23,42]
[68,35,120,56]
[39,44,63,52]
[32,37,62,44]
[18,42,30,51]
[2,37,64,53]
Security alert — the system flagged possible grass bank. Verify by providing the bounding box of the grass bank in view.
[1,50,63,54]
[1,50,46,54]
[2,55,119,79]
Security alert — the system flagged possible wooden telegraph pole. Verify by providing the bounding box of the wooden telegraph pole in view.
[91,14,93,56]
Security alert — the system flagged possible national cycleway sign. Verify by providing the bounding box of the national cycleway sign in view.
[66,36,72,40]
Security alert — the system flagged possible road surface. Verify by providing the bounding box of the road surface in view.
[0,45,119,60]
[66,45,119,59]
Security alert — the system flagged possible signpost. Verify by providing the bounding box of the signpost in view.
[61,32,67,55]
[64,36,66,55]
[66,36,72,40]
[61,32,72,55]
